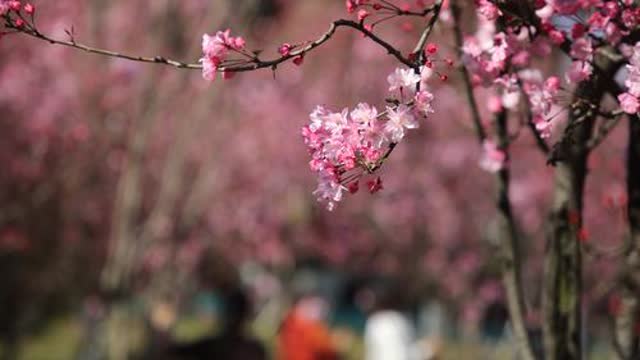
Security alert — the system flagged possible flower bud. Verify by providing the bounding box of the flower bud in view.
[24,3,34,15]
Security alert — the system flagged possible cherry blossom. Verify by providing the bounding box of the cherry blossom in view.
[479,140,506,173]
[476,0,501,21]
[617,42,640,114]
[200,30,246,81]
[522,73,560,137]
[533,116,553,138]
[278,43,292,56]
[384,104,418,142]
[414,90,435,117]
[494,75,521,110]
[548,0,582,15]
[387,67,421,93]
[301,65,432,210]
[23,3,33,15]
[302,99,423,210]
[570,37,593,61]
[3,3,640,358]
[566,60,593,83]
[618,93,639,114]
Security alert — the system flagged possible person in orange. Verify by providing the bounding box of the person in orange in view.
[278,295,339,360]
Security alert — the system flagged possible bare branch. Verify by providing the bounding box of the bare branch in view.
[451,2,535,359]
[450,0,486,143]
[5,15,416,73]
[516,80,550,154]
[412,1,442,58]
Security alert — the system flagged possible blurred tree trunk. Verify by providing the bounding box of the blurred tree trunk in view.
[543,139,588,360]
[100,81,158,360]
[615,115,640,359]
[138,76,198,359]
[451,4,534,357]
[92,1,226,356]
[494,110,536,360]
[542,48,619,360]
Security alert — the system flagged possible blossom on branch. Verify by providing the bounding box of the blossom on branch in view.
[384,104,418,142]
[200,29,246,81]
[618,42,640,114]
[387,67,421,93]
[618,93,639,114]
[479,140,506,173]
[302,68,433,210]
[414,90,435,117]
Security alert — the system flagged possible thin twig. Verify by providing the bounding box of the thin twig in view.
[6,15,415,72]
[517,80,550,154]
[451,2,535,359]
[450,1,486,143]
[412,1,442,58]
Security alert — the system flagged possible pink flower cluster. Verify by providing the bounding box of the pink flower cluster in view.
[345,0,369,13]
[566,37,594,83]
[529,1,640,114]
[387,67,421,92]
[0,1,33,17]
[476,0,502,21]
[489,74,521,113]
[0,1,18,15]
[479,140,506,173]
[479,72,560,173]
[537,0,639,55]
[618,42,640,114]
[522,73,561,139]
[200,30,246,82]
[538,0,639,41]
[462,16,549,87]
[302,67,434,210]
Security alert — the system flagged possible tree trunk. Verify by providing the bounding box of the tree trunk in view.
[542,49,619,360]
[494,111,536,360]
[615,116,640,359]
[543,158,588,360]
[450,5,535,356]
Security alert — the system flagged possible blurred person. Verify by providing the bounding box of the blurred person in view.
[330,279,370,357]
[364,286,421,360]
[415,299,446,360]
[480,300,509,343]
[332,279,368,334]
[75,295,107,360]
[278,294,339,360]
[169,287,266,360]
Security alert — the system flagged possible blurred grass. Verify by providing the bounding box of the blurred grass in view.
[10,317,81,360]
[172,315,217,342]
[0,315,617,360]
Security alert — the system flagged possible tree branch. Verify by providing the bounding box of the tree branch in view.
[4,15,416,73]
[517,80,550,155]
[494,109,538,360]
[412,1,442,59]
[451,2,535,359]
[450,0,487,143]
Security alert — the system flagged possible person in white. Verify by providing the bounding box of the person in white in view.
[364,309,418,360]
